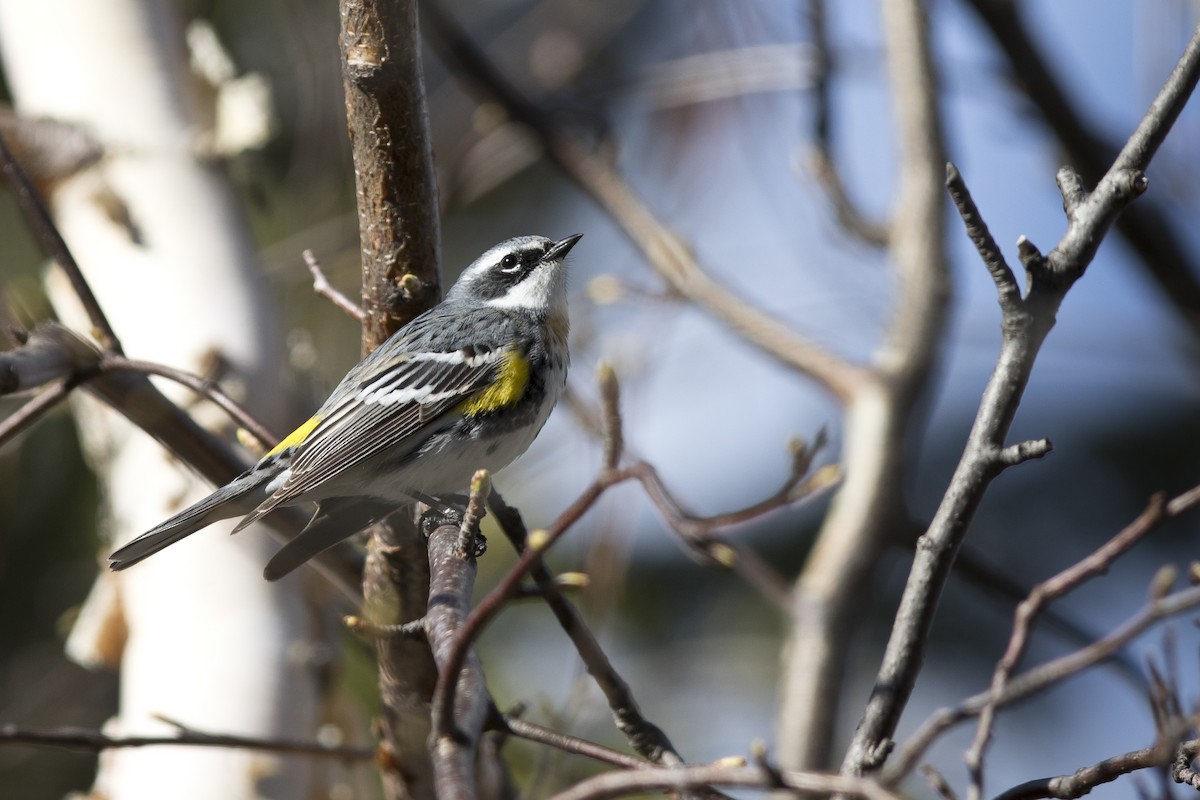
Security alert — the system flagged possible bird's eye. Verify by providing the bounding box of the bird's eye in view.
[500,253,519,271]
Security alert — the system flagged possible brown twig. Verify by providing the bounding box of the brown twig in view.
[0,378,75,446]
[426,498,491,800]
[486,489,686,768]
[885,582,1200,784]
[303,249,366,322]
[964,493,1173,799]
[340,0,445,795]
[804,0,889,247]
[543,762,903,800]
[419,0,868,403]
[0,131,122,353]
[992,738,1200,800]
[0,721,373,761]
[498,715,649,771]
[99,354,278,449]
[0,322,278,451]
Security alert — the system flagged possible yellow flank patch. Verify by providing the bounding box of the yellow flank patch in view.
[267,415,321,456]
[460,349,530,416]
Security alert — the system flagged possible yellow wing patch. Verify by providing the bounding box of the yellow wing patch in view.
[267,415,322,456]
[460,349,530,416]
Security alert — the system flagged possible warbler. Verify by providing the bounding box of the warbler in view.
[109,233,580,580]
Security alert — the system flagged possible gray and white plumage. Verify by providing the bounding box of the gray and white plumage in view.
[109,234,580,580]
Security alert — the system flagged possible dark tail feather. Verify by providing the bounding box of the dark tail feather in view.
[108,476,268,571]
[263,498,394,581]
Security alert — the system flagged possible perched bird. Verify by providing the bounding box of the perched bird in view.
[110,234,581,580]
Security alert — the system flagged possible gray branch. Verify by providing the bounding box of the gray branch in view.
[839,21,1200,779]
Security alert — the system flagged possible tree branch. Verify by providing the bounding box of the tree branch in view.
[544,762,903,800]
[840,23,1200,777]
[0,131,122,353]
[0,721,373,761]
[427,473,493,800]
[886,581,1200,784]
[963,0,1200,341]
[992,739,1198,800]
[784,0,951,770]
[964,493,1171,799]
[339,0,445,795]
[419,0,868,403]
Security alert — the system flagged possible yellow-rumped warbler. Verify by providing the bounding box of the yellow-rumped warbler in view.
[109,233,580,580]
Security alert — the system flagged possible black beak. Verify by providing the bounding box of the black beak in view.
[544,233,583,262]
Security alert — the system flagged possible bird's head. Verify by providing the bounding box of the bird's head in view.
[447,234,582,316]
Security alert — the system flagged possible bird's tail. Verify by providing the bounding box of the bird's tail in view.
[263,497,394,581]
[108,471,273,571]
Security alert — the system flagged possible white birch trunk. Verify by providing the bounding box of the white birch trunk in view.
[0,1,326,797]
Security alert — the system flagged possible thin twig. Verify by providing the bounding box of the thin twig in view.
[544,762,903,800]
[964,0,1200,341]
[0,721,373,761]
[344,614,428,641]
[992,738,1199,800]
[945,163,1020,312]
[964,493,1171,798]
[0,378,74,446]
[498,715,650,771]
[100,354,277,449]
[842,21,1200,778]
[885,582,1200,784]
[455,469,490,558]
[303,249,365,322]
[486,489,687,768]
[0,132,122,353]
[419,0,869,403]
[805,0,889,247]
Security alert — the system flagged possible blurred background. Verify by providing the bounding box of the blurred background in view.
[2,0,1199,797]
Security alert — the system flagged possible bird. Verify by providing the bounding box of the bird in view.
[109,233,581,580]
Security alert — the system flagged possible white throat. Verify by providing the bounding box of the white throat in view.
[485,262,566,312]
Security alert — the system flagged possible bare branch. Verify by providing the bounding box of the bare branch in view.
[419,0,869,403]
[498,715,650,771]
[303,249,365,322]
[992,739,1198,800]
[0,378,73,445]
[0,131,122,353]
[486,489,687,768]
[340,0,445,795]
[964,0,1200,341]
[100,354,277,450]
[0,322,278,450]
[945,163,1021,313]
[342,0,441,348]
[427,505,490,800]
[842,21,1200,777]
[886,582,1200,784]
[0,324,89,393]
[805,0,889,247]
[787,0,951,772]
[544,762,904,800]
[0,721,373,761]
[964,493,1169,799]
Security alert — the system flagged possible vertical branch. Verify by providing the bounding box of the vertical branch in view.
[778,0,950,771]
[339,1,442,797]
[840,20,1200,781]
[341,0,442,349]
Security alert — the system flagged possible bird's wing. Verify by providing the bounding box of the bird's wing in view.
[233,342,514,530]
